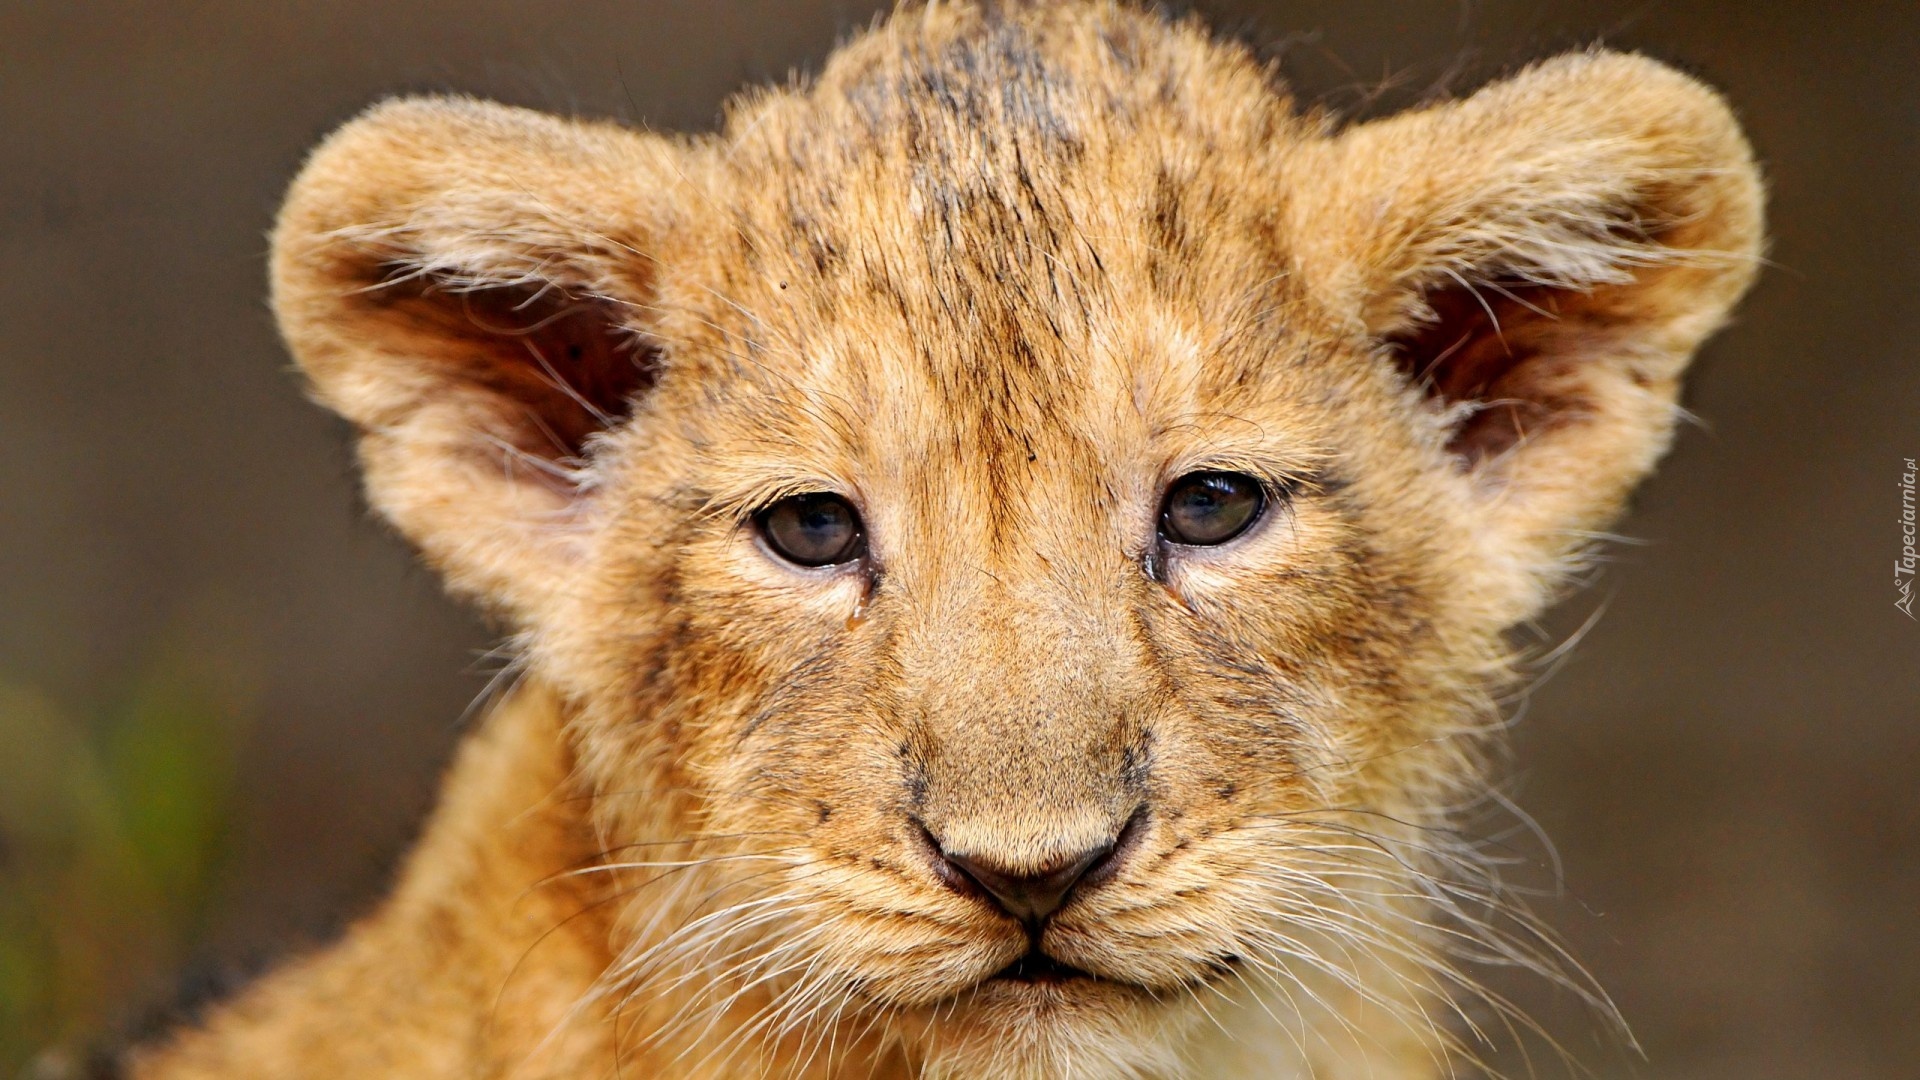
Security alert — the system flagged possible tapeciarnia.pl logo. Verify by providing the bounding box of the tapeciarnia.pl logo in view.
[1899,457,1917,619]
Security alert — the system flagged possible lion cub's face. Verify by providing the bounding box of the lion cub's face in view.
[273,2,1759,1073]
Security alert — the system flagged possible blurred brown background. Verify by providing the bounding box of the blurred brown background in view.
[1,2,1914,1077]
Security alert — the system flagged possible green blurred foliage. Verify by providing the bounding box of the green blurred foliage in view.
[0,656,250,1072]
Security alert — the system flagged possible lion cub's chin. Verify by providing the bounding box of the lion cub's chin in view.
[904,976,1197,1080]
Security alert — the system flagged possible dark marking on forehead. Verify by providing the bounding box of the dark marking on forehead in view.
[876,15,1086,155]
[786,207,843,277]
[1146,165,1190,294]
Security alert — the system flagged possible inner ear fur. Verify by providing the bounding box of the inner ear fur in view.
[1288,50,1764,549]
[271,97,685,616]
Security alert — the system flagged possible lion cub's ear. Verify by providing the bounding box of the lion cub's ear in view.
[1289,52,1764,606]
[272,98,687,619]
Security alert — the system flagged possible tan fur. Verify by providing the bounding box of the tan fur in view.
[130,3,1762,1077]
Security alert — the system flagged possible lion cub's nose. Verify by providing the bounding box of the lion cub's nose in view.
[934,840,1115,926]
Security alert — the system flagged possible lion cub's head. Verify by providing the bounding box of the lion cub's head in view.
[272,2,1759,1075]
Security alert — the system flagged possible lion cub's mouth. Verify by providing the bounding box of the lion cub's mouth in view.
[988,948,1096,986]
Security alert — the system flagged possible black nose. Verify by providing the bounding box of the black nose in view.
[933,839,1116,926]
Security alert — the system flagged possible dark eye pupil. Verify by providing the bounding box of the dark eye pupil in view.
[759,493,863,567]
[1160,472,1264,546]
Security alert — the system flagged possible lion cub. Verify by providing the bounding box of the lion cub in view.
[131,2,1761,1077]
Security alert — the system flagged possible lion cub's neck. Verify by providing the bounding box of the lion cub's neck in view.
[137,685,916,1078]
[134,686,621,1075]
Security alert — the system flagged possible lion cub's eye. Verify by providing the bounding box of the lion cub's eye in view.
[756,493,866,567]
[1159,472,1265,546]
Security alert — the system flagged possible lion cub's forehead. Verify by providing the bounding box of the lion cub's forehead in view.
[670,4,1321,502]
